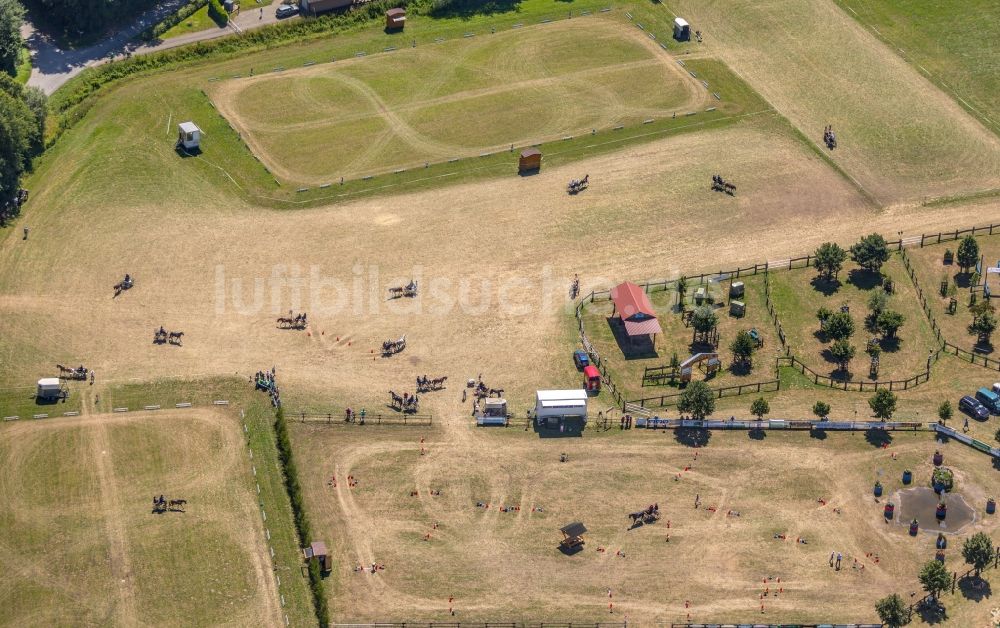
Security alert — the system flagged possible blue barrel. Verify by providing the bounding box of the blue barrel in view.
[909,519,919,535]
[936,503,947,520]
[874,483,883,497]
[987,498,996,514]
[933,482,945,495]
[902,470,912,485]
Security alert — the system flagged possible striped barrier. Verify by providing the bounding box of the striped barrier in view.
[213,400,230,406]
[113,407,128,413]
[3,416,19,421]
[176,402,192,408]
[32,413,48,419]
[63,411,79,416]
[144,405,160,411]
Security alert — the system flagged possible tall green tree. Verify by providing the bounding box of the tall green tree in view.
[961,532,995,577]
[969,310,998,345]
[729,330,756,368]
[850,233,890,273]
[869,389,897,419]
[0,83,35,200]
[956,235,980,273]
[0,0,24,76]
[813,242,847,280]
[822,311,855,340]
[875,593,910,628]
[678,380,715,420]
[691,305,718,343]
[918,560,951,599]
[937,400,952,422]
[876,310,905,339]
[829,339,855,372]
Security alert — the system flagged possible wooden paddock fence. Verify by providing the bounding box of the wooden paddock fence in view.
[775,355,936,392]
[671,624,882,628]
[294,411,432,426]
[627,379,779,410]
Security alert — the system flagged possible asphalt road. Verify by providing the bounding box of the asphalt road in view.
[25,1,290,94]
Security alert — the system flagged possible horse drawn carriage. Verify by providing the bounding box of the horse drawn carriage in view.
[711,174,736,195]
[56,364,89,381]
[627,504,661,527]
[567,174,589,195]
[382,334,406,356]
[113,273,133,297]
[277,312,308,329]
[388,280,418,299]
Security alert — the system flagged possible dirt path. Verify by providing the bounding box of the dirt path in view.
[85,401,140,626]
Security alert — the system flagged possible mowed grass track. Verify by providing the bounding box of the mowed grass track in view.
[210,18,702,182]
[666,0,1000,203]
[0,411,281,627]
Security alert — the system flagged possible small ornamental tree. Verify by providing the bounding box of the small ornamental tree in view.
[750,397,770,420]
[730,330,756,368]
[875,593,910,628]
[812,401,831,420]
[678,380,715,420]
[829,339,855,372]
[869,389,898,420]
[877,310,905,339]
[850,233,891,273]
[961,531,996,578]
[957,235,980,273]
[969,310,998,345]
[867,288,889,317]
[814,242,847,280]
[822,311,855,340]
[938,400,952,423]
[918,560,951,599]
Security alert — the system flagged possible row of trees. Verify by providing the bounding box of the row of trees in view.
[876,532,996,626]
[813,233,891,280]
[0,73,45,203]
[21,0,156,43]
[674,380,898,421]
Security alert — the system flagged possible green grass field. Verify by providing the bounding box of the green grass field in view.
[161,5,220,39]
[209,16,704,181]
[769,255,940,382]
[833,0,1000,137]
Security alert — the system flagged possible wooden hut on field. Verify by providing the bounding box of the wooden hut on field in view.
[518,148,542,173]
[386,7,406,30]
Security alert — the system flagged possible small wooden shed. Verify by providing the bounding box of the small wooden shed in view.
[177,121,202,150]
[386,7,406,30]
[519,148,542,173]
[303,541,332,572]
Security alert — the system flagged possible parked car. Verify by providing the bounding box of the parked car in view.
[276,4,299,18]
[976,387,1000,414]
[573,349,590,369]
[959,395,990,420]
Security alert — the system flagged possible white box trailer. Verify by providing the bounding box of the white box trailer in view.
[37,377,63,400]
[534,389,588,428]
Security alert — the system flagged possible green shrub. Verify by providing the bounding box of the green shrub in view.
[144,0,210,40]
[931,467,954,492]
[207,0,228,27]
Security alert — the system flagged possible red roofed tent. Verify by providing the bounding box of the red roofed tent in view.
[610,281,662,346]
[583,365,601,392]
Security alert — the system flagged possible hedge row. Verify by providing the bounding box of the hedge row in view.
[142,0,210,40]
[273,407,330,627]
[50,0,423,121]
[207,0,229,27]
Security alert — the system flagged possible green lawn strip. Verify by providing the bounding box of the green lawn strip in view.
[832,0,1000,136]
[100,377,316,626]
[0,385,82,418]
[161,4,219,40]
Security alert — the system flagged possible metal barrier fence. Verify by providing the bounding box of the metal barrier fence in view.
[294,411,432,426]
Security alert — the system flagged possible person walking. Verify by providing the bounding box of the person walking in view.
[22,226,29,240]
[259,7,263,19]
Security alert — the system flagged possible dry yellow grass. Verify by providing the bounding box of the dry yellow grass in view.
[291,417,1000,624]
[0,409,282,627]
